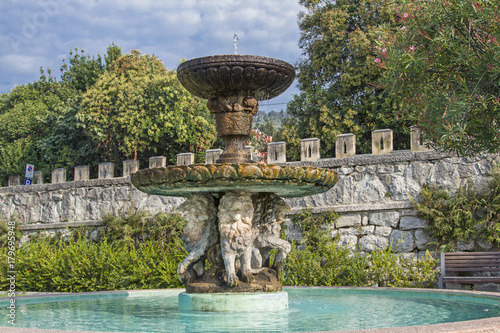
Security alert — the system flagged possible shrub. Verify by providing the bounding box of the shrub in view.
[1,207,438,291]
[413,165,500,251]
[0,211,186,292]
[282,209,438,288]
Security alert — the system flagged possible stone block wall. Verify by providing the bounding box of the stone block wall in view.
[282,150,498,256]
[0,144,497,255]
[0,177,183,241]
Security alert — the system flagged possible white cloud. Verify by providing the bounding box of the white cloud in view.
[1,0,304,110]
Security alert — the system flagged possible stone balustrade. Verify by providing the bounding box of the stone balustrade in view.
[2,128,433,187]
[51,168,66,184]
[301,138,320,162]
[149,156,166,168]
[74,166,90,181]
[336,133,356,158]
[33,171,43,184]
[123,160,139,177]
[205,149,223,164]
[410,126,430,152]
[268,142,287,163]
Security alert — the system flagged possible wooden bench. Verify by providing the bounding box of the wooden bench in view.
[439,252,500,289]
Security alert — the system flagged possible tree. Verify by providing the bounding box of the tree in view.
[38,44,123,176]
[0,71,72,184]
[60,44,122,93]
[79,50,217,165]
[377,0,500,156]
[282,0,409,160]
[0,44,121,184]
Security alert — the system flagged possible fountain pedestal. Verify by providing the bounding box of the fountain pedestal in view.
[178,291,288,312]
[131,163,338,296]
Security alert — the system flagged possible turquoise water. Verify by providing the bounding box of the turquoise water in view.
[2,288,500,332]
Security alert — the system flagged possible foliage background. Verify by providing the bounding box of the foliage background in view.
[377,0,500,156]
[413,165,500,252]
[0,45,217,185]
[0,209,438,292]
[276,0,414,161]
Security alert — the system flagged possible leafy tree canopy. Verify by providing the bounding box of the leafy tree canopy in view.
[377,0,500,156]
[0,44,120,184]
[0,71,71,182]
[280,0,410,160]
[79,50,217,164]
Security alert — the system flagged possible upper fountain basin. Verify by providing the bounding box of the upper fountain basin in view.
[177,55,295,101]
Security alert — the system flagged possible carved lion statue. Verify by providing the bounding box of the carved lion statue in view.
[251,194,291,277]
[177,193,218,284]
[218,191,255,287]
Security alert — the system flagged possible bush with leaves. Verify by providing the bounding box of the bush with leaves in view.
[280,0,411,161]
[0,208,438,291]
[0,211,186,292]
[79,50,216,164]
[413,165,500,251]
[377,0,500,156]
[282,209,438,288]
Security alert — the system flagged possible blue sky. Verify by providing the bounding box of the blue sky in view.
[0,0,303,112]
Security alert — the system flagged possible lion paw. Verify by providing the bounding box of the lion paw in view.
[227,274,239,287]
[179,268,197,285]
[240,272,254,284]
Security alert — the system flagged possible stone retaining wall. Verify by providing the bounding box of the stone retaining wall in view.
[282,150,498,257]
[1,150,498,254]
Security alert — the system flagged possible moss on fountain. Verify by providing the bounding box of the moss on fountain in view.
[131,163,338,198]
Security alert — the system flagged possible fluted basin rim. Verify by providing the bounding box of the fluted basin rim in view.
[177,55,296,101]
[131,163,338,198]
[177,54,295,74]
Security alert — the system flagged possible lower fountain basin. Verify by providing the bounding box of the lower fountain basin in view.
[2,287,500,332]
[131,163,338,198]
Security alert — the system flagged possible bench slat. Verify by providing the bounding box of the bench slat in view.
[446,267,500,272]
[446,256,500,260]
[440,252,500,289]
[446,262,500,268]
[446,252,500,255]
[442,276,500,284]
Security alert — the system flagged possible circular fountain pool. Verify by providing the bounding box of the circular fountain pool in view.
[2,287,500,332]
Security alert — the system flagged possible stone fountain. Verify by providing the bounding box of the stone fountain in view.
[131,54,338,311]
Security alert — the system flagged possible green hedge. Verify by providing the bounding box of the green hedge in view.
[1,208,438,292]
[0,237,185,292]
[281,209,438,288]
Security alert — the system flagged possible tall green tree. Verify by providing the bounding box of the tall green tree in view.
[281,0,408,160]
[79,50,216,165]
[0,44,121,184]
[377,0,500,156]
[38,44,123,177]
[0,71,71,184]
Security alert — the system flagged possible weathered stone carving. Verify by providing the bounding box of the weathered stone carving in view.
[132,54,337,296]
[207,96,259,115]
[177,193,218,284]
[218,191,255,287]
[251,193,291,277]
[177,55,295,163]
[177,55,295,101]
[175,191,292,293]
[131,163,338,198]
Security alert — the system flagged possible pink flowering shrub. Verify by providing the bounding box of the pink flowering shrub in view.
[247,129,272,163]
[375,0,500,156]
